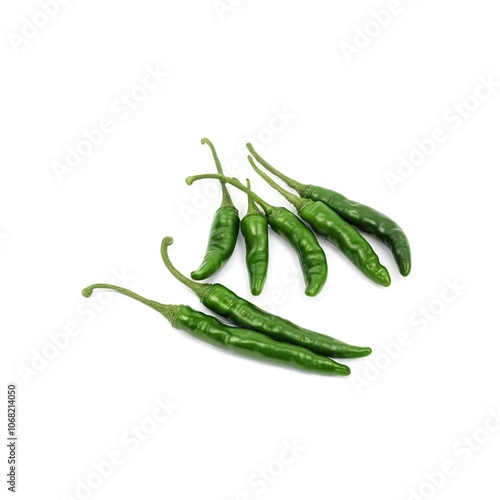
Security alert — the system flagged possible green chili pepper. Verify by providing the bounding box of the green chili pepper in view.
[247,143,411,277]
[190,138,240,281]
[160,237,371,358]
[81,284,350,375]
[240,179,269,296]
[248,156,391,287]
[186,174,327,297]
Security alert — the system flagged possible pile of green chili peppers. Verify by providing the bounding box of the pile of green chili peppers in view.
[82,138,411,376]
[186,139,410,293]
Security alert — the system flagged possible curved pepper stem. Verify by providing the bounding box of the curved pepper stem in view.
[201,138,233,208]
[82,283,182,324]
[186,174,275,216]
[246,143,307,194]
[244,179,261,216]
[247,156,308,212]
[160,237,213,300]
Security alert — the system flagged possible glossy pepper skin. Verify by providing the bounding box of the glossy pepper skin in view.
[186,174,327,297]
[301,185,410,276]
[81,284,350,376]
[266,207,328,296]
[248,157,391,287]
[247,143,411,276]
[161,237,371,358]
[240,180,269,295]
[191,138,239,281]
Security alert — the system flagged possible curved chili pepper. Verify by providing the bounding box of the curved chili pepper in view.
[186,174,327,297]
[247,143,411,277]
[160,237,371,358]
[240,179,269,296]
[248,156,391,287]
[190,138,240,281]
[81,284,350,375]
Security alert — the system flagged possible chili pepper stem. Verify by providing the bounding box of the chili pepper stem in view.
[246,143,307,194]
[82,283,182,324]
[247,156,308,211]
[201,138,233,208]
[186,174,274,215]
[161,237,213,300]
[244,179,262,216]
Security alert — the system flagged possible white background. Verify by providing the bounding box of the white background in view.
[2,1,500,499]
